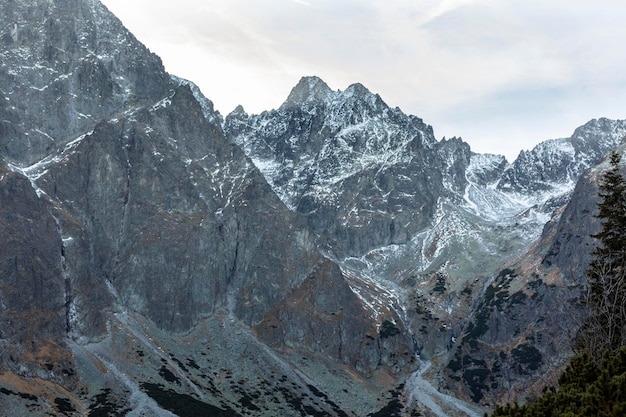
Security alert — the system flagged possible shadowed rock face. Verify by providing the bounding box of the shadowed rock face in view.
[44,84,369,333]
[542,163,610,282]
[0,164,70,379]
[255,258,416,377]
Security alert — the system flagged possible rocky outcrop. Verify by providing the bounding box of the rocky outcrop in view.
[255,258,416,376]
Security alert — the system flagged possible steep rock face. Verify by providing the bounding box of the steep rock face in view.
[0,0,172,165]
[0,163,72,383]
[442,258,580,406]
[256,259,416,377]
[542,165,606,281]
[37,84,327,332]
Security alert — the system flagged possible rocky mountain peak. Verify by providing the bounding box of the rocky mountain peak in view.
[281,75,333,109]
[342,82,378,103]
[496,118,626,198]
[344,82,370,95]
[225,76,446,257]
[230,104,247,115]
[570,117,626,150]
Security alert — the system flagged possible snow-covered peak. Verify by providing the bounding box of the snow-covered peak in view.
[333,82,388,114]
[498,119,626,198]
[572,117,626,145]
[226,76,438,212]
[515,138,574,177]
[279,76,389,120]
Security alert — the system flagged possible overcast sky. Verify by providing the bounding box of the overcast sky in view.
[100,0,626,161]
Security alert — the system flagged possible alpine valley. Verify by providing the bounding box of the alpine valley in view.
[1,1,625,416]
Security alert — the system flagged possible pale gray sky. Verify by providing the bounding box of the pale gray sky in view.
[100,0,626,161]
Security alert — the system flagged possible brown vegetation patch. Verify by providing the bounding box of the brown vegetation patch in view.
[0,371,81,409]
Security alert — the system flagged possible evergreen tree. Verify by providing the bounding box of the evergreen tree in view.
[578,150,626,357]
[490,347,626,417]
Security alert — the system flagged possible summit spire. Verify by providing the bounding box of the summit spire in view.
[281,76,333,109]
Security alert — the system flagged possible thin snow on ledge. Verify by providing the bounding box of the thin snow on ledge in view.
[8,130,93,198]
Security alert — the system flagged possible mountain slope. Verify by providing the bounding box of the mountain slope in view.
[442,148,626,406]
[0,1,416,416]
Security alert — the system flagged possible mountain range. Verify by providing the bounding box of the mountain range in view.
[1,1,625,416]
